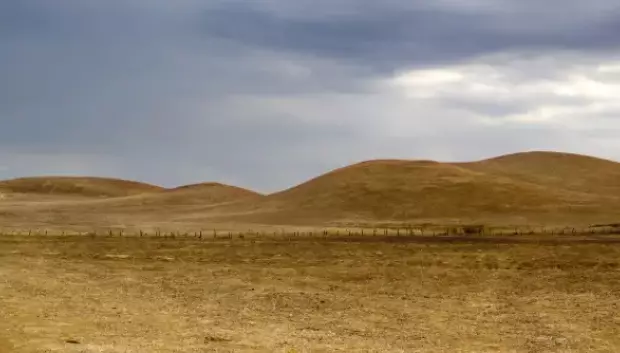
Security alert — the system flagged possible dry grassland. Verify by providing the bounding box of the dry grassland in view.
[1,234,620,352]
[3,151,620,230]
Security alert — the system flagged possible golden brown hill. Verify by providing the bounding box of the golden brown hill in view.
[0,176,163,198]
[2,151,620,230]
[15,181,261,214]
[462,151,620,198]
[116,182,263,207]
[217,151,620,225]
[0,179,263,231]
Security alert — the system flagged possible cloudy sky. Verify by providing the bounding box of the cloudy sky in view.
[3,0,620,192]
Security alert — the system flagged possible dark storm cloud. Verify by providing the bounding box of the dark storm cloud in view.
[199,0,620,72]
[2,0,620,191]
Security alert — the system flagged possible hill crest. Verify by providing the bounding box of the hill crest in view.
[2,151,620,227]
[214,151,620,225]
[0,176,163,198]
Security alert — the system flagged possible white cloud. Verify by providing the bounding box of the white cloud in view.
[195,51,620,179]
[386,52,620,128]
[597,63,620,73]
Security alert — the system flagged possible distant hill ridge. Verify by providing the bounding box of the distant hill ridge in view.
[1,151,620,226]
[209,151,620,224]
[0,176,164,197]
[0,177,262,206]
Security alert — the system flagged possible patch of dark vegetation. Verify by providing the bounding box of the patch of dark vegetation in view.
[204,334,232,343]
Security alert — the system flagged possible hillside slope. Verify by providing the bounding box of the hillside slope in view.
[0,176,163,198]
[2,151,620,229]
[168,182,261,200]
[0,179,264,231]
[103,182,263,208]
[461,151,620,198]
[215,152,620,225]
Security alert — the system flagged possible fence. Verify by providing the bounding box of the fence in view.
[1,225,620,239]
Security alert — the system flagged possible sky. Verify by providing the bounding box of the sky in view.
[3,0,620,192]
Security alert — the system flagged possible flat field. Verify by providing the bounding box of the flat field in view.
[2,234,620,352]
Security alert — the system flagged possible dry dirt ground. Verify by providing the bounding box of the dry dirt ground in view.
[2,234,620,353]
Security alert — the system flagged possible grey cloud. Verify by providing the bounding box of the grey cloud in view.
[200,1,620,72]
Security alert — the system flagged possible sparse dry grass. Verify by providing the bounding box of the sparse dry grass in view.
[1,234,620,352]
[0,337,14,353]
[3,151,620,230]
[0,176,164,198]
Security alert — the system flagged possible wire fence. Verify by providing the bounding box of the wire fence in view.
[1,225,620,239]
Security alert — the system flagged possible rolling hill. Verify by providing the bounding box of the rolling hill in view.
[94,182,263,208]
[0,176,163,198]
[164,182,262,204]
[1,151,620,229]
[212,151,620,225]
[462,151,620,198]
[0,178,264,231]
